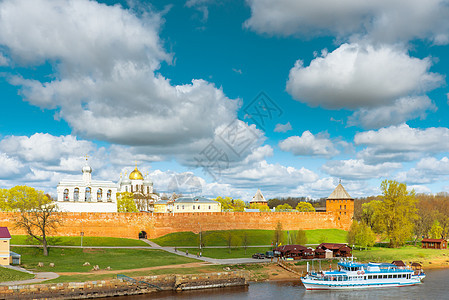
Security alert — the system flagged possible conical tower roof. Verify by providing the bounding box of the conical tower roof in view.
[251,189,267,203]
[327,183,352,200]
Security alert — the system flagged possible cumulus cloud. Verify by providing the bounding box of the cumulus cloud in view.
[396,157,449,185]
[0,0,239,147]
[279,131,338,157]
[286,43,443,110]
[355,124,449,153]
[322,159,401,180]
[274,122,292,133]
[348,96,437,129]
[245,0,449,44]
[185,0,212,22]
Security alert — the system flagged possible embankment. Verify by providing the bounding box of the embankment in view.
[0,271,249,299]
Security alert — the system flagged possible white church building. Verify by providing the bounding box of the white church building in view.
[56,160,118,212]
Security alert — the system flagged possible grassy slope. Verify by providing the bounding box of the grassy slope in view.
[0,267,34,282]
[354,246,449,266]
[11,236,148,247]
[152,229,348,247]
[13,247,199,273]
[176,247,273,259]
[45,265,226,283]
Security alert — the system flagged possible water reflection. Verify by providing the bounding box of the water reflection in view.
[112,268,449,299]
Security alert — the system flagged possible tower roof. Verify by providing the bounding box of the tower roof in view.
[129,167,144,180]
[327,183,352,200]
[251,189,267,203]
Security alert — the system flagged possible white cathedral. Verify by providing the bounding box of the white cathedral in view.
[56,159,159,213]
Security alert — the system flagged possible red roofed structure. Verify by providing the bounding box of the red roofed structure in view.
[421,238,447,249]
[0,227,11,265]
[316,243,352,257]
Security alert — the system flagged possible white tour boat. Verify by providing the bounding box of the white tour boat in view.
[301,258,425,290]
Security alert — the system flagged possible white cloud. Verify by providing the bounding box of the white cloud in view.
[0,0,239,147]
[396,157,449,185]
[355,124,449,154]
[245,0,449,44]
[286,43,443,110]
[0,53,7,66]
[0,153,25,179]
[274,122,292,133]
[322,159,401,180]
[348,96,436,129]
[279,131,338,157]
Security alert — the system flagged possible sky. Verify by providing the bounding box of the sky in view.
[1,0,449,201]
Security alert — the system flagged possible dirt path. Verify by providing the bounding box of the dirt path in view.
[57,262,213,276]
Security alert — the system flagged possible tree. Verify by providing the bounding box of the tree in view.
[214,197,245,212]
[249,203,271,212]
[273,221,284,246]
[429,220,443,239]
[347,221,376,249]
[295,229,307,245]
[3,186,60,256]
[117,192,139,212]
[295,202,315,212]
[275,203,292,212]
[375,180,418,248]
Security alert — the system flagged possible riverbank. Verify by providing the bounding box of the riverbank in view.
[0,271,249,299]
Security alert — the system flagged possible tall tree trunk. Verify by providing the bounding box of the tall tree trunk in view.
[43,236,48,256]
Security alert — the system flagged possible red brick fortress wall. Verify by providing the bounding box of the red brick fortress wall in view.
[0,210,352,239]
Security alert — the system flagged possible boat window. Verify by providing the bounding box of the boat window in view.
[393,274,397,278]
[368,275,372,279]
[388,275,392,278]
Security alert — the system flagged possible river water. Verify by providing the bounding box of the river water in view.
[113,268,449,299]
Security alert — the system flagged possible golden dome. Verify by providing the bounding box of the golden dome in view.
[129,167,144,180]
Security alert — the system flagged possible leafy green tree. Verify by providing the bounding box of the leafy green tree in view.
[249,203,271,212]
[214,197,245,212]
[275,203,292,212]
[117,192,138,212]
[375,180,418,248]
[429,220,443,239]
[295,202,315,212]
[273,221,284,246]
[295,229,307,245]
[348,221,376,249]
[3,186,60,256]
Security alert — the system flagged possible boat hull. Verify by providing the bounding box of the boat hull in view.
[302,278,421,290]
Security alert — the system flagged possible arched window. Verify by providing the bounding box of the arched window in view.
[74,188,79,201]
[107,190,112,202]
[125,186,128,192]
[147,186,149,194]
[63,189,69,201]
[97,188,102,202]
[85,187,91,201]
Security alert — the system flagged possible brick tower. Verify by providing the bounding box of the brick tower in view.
[326,183,354,230]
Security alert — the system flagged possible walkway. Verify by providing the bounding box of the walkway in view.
[140,239,270,265]
[0,265,59,286]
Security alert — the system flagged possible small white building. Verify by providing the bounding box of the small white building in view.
[56,160,118,212]
[173,196,221,213]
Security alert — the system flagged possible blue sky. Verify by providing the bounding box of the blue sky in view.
[1,0,449,201]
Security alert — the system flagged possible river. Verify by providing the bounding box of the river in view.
[112,268,449,299]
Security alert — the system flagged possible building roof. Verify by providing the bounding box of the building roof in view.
[0,227,11,239]
[392,260,406,267]
[129,167,144,180]
[317,243,348,250]
[250,189,267,203]
[327,183,353,200]
[422,238,446,243]
[175,196,218,204]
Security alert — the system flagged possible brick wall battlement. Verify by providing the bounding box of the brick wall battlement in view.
[0,210,351,239]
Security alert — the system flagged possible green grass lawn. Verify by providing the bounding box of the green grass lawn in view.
[176,247,273,259]
[45,265,227,283]
[354,246,449,265]
[11,235,148,247]
[13,247,199,273]
[0,267,35,282]
[152,229,348,247]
